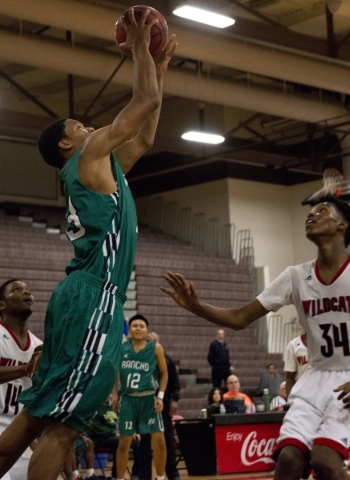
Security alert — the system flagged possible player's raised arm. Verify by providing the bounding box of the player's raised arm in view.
[76,8,160,189]
[161,271,269,330]
[114,34,178,174]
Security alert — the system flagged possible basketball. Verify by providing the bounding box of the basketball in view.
[115,5,168,58]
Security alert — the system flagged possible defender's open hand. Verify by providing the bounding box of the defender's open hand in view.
[334,382,350,409]
[160,271,200,313]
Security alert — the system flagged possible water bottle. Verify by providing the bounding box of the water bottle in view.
[263,388,270,412]
[220,403,226,414]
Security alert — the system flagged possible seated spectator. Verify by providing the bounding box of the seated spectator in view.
[223,375,255,413]
[270,381,288,412]
[205,387,225,416]
[86,397,140,480]
[256,363,282,399]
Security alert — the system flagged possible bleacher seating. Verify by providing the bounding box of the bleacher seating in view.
[0,205,284,419]
[135,226,284,418]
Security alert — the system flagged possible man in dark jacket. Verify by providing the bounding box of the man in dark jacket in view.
[207,329,231,388]
[139,332,181,480]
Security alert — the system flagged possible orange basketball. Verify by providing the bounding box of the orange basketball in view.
[115,5,168,58]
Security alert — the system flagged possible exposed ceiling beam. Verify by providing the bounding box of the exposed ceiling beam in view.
[1,0,350,95]
[0,29,347,124]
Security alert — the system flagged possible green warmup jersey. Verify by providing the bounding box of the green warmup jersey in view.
[120,340,159,395]
[19,150,138,432]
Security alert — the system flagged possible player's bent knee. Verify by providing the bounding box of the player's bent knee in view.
[277,445,306,469]
[42,421,80,447]
[311,446,344,477]
[118,436,133,453]
[151,432,166,450]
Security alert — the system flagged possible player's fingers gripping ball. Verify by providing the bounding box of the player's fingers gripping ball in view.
[115,5,168,58]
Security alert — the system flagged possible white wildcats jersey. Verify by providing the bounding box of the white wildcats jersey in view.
[284,335,308,381]
[258,257,350,371]
[0,322,42,427]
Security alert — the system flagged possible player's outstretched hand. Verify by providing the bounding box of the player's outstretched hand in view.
[334,382,350,408]
[161,271,200,313]
[154,397,164,414]
[119,7,157,51]
[154,34,178,78]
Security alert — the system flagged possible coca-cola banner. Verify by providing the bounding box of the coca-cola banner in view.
[215,422,282,474]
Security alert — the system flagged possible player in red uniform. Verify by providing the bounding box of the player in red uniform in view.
[161,195,350,480]
[0,279,42,480]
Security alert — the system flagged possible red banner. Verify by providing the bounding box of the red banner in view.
[215,422,282,474]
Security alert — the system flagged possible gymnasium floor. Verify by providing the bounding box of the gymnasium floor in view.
[84,461,303,480]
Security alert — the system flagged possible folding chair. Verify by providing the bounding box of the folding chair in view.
[94,445,133,479]
[172,415,186,470]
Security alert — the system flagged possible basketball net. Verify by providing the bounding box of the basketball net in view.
[321,168,343,197]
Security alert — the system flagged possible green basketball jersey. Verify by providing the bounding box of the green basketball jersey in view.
[120,340,159,395]
[59,150,137,292]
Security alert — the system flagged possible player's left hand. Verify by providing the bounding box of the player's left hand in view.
[334,382,350,408]
[153,34,177,78]
[154,397,164,414]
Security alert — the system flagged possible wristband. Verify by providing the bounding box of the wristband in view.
[157,391,164,399]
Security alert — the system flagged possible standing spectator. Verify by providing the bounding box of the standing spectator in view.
[270,382,288,412]
[223,375,255,413]
[207,329,231,388]
[257,364,283,399]
[139,332,181,480]
[284,332,308,397]
[116,315,168,480]
[0,279,42,480]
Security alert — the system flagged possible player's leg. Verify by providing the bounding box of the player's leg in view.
[27,419,80,480]
[273,445,309,480]
[117,395,136,479]
[311,445,348,480]
[81,437,98,479]
[138,395,165,478]
[311,370,350,480]
[116,436,133,479]
[150,431,166,478]
[0,411,46,477]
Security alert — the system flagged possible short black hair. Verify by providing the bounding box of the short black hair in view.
[129,314,149,327]
[313,195,350,247]
[38,118,67,168]
[0,279,20,302]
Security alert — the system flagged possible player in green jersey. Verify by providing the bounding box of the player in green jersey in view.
[0,9,177,480]
[115,314,168,480]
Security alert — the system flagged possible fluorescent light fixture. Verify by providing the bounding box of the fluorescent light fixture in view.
[173,5,235,28]
[181,131,225,144]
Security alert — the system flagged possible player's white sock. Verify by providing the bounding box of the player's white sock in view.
[72,470,79,477]
[86,468,94,477]
[156,476,165,480]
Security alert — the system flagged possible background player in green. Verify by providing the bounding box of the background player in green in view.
[115,314,168,480]
[0,9,177,480]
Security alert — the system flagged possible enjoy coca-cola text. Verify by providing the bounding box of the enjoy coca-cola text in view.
[241,431,276,466]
